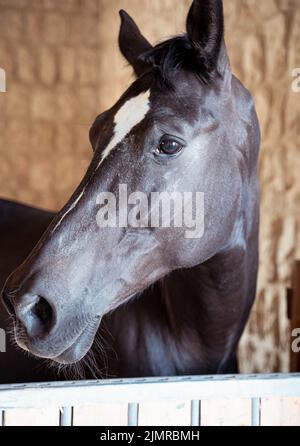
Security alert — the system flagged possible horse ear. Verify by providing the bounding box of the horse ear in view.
[119,10,153,77]
[186,0,229,79]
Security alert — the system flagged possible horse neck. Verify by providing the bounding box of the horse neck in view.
[159,240,257,367]
[159,162,259,372]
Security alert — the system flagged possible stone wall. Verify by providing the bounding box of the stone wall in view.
[0,0,299,373]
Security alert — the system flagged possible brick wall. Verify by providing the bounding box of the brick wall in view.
[0,0,102,209]
[0,0,299,373]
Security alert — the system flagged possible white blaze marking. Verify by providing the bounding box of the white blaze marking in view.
[51,90,151,235]
[51,187,86,234]
[97,89,151,169]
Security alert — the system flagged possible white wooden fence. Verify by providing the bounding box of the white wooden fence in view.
[0,374,300,426]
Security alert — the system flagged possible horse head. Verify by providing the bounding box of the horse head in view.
[2,0,260,366]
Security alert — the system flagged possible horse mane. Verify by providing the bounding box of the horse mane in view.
[138,34,219,86]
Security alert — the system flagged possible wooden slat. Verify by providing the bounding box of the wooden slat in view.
[138,401,190,427]
[0,374,299,410]
[201,399,251,426]
[261,398,300,426]
[73,403,127,426]
[4,407,58,426]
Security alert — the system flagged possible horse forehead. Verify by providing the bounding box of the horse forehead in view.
[115,89,151,127]
[98,89,151,167]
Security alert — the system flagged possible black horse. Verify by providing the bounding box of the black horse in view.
[0,0,260,384]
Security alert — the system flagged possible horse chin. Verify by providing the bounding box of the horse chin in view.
[51,317,101,365]
[13,316,101,365]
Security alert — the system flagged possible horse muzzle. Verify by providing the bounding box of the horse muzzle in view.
[1,283,101,364]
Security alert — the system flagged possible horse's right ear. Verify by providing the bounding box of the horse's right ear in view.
[119,10,153,77]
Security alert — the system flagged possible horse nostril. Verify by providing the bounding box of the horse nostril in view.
[15,294,55,338]
[32,296,53,326]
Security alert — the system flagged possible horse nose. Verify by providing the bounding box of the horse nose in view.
[12,292,55,338]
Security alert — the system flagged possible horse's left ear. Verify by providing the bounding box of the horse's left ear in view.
[186,0,230,82]
[119,10,153,77]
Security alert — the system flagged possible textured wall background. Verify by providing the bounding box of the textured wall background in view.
[0,0,299,373]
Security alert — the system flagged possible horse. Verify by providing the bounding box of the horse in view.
[0,0,260,384]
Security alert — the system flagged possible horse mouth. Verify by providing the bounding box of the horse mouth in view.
[52,318,101,365]
[13,316,101,365]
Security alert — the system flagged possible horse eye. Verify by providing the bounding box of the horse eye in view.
[158,138,183,156]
